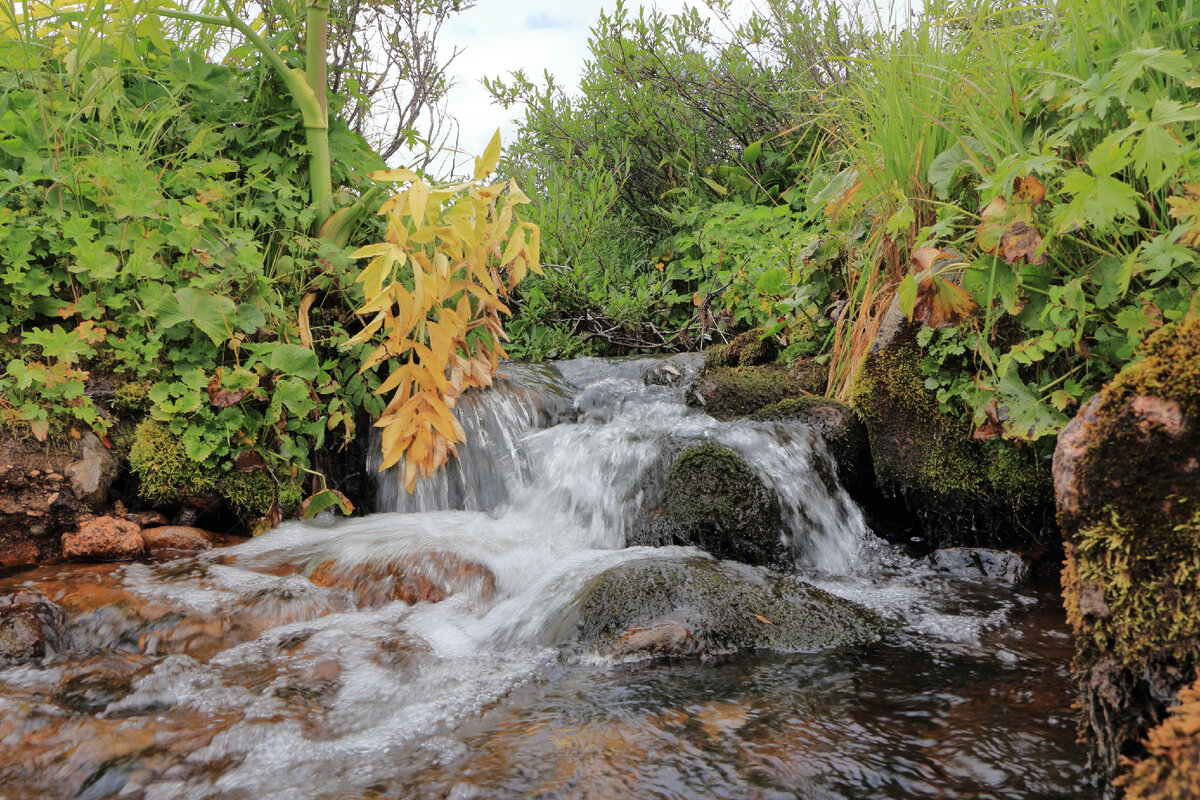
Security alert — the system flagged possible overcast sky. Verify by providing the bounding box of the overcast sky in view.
[424,1,747,170]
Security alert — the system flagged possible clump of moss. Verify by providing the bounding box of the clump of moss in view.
[128,421,302,520]
[848,337,1052,547]
[1116,673,1200,800]
[110,381,150,414]
[629,442,787,567]
[128,421,217,504]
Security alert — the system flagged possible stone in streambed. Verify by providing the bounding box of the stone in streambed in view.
[567,557,884,661]
[62,516,144,562]
[54,651,153,712]
[0,591,64,663]
[927,547,1031,584]
[141,525,215,557]
[629,442,788,568]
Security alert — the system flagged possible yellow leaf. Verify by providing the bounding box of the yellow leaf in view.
[298,292,316,350]
[408,181,430,225]
[369,167,420,183]
[474,130,503,180]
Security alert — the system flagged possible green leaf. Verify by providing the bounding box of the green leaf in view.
[268,344,320,381]
[301,489,355,519]
[158,288,238,346]
[1109,47,1193,100]
[897,273,918,319]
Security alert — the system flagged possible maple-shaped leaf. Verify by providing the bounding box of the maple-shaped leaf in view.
[1167,182,1200,248]
[913,274,979,328]
[998,222,1046,265]
[1012,175,1046,205]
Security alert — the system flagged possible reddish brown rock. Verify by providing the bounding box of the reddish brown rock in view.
[308,551,495,608]
[0,606,44,662]
[62,516,144,562]
[141,526,215,557]
[0,541,39,569]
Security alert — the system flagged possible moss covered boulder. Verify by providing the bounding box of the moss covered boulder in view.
[565,556,884,660]
[628,442,788,568]
[849,324,1054,550]
[750,396,874,501]
[687,362,826,421]
[1053,317,1200,786]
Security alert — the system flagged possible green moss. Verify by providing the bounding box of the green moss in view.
[690,365,823,420]
[704,328,778,369]
[111,381,150,414]
[850,339,1049,507]
[630,442,786,567]
[570,557,884,656]
[1105,316,1200,417]
[128,421,217,504]
[129,421,302,519]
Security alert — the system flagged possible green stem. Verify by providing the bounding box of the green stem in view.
[157,2,331,211]
[304,0,332,211]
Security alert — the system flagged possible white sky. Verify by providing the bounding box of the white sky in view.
[425,0,746,170]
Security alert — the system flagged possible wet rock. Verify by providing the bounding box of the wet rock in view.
[308,551,496,608]
[567,557,884,660]
[629,442,788,568]
[0,540,40,569]
[54,651,152,711]
[1054,317,1200,786]
[131,510,169,527]
[62,516,145,562]
[64,433,118,506]
[0,591,64,663]
[704,329,779,368]
[141,525,215,557]
[927,548,1031,584]
[0,434,87,562]
[848,316,1054,550]
[642,353,705,388]
[687,364,824,420]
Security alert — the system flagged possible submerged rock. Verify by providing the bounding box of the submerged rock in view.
[629,442,788,568]
[1053,317,1200,786]
[307,551,496,608]
[54,650,153,711]
[567,557,883,660]
[848,312,1054,550]
[0,590,64,663]
[62,516,145,562]
[927,548,1031,584]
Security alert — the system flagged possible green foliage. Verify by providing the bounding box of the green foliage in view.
[0,21,386,503]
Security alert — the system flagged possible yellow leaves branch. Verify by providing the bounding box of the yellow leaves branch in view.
[346,131,542,491]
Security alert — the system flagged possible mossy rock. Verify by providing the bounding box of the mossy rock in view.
[848,326,1053,550]
[704,328,779,369]
[128,421,302,523]
[688,362,825,421]
[628,442,788,568]
[563,556,884,660]
[1053,317,1200,785]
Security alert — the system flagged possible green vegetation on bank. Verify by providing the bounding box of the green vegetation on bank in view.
[496,0,1200,447]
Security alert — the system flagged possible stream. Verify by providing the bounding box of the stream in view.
[0,356,1095,799]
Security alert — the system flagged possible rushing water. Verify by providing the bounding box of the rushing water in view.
[0,356,1094,799]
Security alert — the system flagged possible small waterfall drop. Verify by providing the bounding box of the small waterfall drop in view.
[374,354,871,571]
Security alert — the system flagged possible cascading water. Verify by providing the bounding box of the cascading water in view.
[0,356,1094,800]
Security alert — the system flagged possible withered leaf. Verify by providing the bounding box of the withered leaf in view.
[250,503,284,536]
[1012,175,1046,206]
[997,221,1046,265]
[233,450,268,472]
[972,399,1008,441]
[913,274,979,329]
[207,370,249,408]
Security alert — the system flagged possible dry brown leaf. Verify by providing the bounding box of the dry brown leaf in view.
[997,221,1046,265]
[913,275,979,329]
[1012,175,1046,206]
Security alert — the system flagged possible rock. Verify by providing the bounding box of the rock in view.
[0,591,64,663]
[687,363,825,420]
[927,548,1031,583]
[629,442,788,568]
[848,318,1054,550]
[62,516,145,562]
[0,541,40,569]
[0,607,45,662]
[642,353,705,388]
[64,433,118,506]
[1053,317,1200,787]
[308,551,496,608]
[131,510,169,527]
[141,525,215,556]
[54,651,152,712]
[705,329,779,368]
[564,557,884,660]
